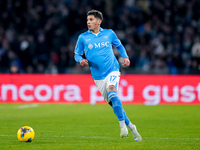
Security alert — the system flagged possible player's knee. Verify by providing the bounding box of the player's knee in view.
[108,85,117,92]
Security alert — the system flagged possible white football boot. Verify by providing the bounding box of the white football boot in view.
[130,125,142,142]
[120,126,128,138]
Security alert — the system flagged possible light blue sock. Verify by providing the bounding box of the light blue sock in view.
[108,91,124,121]
[123,110,130,125]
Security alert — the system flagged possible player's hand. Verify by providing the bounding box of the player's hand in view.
[122,57,130,67]
[80,59,89,66]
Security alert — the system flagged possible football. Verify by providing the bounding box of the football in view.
[17,126,35,142]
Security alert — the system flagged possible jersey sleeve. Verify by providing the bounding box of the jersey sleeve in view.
[111,30,128,58]
[116,44,128,58]
[74,35,84,55]
[74,53,83,63]
[111,29,121,47]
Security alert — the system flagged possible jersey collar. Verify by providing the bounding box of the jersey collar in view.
[87,27,104,34]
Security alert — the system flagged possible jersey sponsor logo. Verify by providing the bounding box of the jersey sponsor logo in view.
[94,42,109,48]
[86,39,91,41]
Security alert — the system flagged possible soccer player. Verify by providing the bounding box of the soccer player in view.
[74,10,142,142]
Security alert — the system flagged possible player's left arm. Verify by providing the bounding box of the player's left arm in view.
[110,30,130,67]
[122,57,130,67]
[116,44,130,67]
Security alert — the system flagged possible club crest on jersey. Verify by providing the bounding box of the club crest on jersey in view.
[104,36,108,39]
[88,44,93,49]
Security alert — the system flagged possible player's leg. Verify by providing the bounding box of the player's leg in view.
[106,71,129,137]
[107,71,142,141]
[94,72,128,137]
[122,110,130,126]
[108,85,128,138]
[109,100,142,141]
[94,71,142,141]
[95,78,126,124]
[108,86,142,141]
[123,109,142,142]
[109,102,130,127]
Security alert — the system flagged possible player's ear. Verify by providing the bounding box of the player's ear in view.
[98,19,102,25]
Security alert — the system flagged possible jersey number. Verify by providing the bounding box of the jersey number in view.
[110,75,117,81]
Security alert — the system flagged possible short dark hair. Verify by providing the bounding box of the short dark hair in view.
[87,10,103,21]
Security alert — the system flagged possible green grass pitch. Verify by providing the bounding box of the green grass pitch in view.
[0,104,199,150]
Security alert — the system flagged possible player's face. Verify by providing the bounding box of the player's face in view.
[87,15,101,32]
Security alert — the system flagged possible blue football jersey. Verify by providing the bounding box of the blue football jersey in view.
[75,28,127,80]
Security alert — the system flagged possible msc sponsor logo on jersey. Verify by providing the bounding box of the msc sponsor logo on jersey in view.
[94,42,110,48]
[88,42,110,50]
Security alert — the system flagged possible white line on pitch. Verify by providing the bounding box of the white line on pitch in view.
[0,135,199,141]
[16,104,39,109]
[143,137,200,140]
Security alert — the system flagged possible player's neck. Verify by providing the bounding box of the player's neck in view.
[91,27,100,34]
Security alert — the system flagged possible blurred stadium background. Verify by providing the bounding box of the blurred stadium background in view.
[0,0,200,74]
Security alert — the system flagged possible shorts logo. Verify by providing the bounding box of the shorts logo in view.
[88,44,93,49]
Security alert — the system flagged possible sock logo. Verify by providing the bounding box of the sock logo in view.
[113,101,119,106]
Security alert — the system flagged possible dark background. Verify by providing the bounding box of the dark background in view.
[0,0,200,74]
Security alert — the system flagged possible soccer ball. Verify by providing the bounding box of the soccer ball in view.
[17,126,35,142]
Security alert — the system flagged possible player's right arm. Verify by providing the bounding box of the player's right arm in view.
[74,53,88,66]
[80,59,88,66]
[74,35,88,66]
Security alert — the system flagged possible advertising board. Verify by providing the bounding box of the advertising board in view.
[0,74,199,105]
